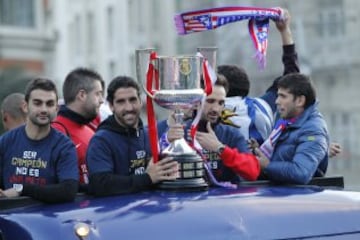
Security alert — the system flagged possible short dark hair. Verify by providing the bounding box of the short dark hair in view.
[24,78,58,102]
[63,67,104,104]
[217,65,250,97]
[278,73,316,108]
[107,76,140,104]
[214,74,229,93]
[201,74,229,93]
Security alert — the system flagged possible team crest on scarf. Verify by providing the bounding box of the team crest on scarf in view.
[194,14,213,29]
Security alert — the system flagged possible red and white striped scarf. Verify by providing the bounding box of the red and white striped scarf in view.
[174,6,283,69]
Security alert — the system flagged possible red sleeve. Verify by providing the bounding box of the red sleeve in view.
[220,146,260,181]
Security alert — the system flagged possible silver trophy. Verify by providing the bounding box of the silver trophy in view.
[136,50,209,190]
[154,56,204,155]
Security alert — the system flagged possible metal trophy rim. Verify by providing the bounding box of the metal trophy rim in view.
[155,54,203,59]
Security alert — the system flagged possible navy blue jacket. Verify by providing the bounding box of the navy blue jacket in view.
[86,115,152,196]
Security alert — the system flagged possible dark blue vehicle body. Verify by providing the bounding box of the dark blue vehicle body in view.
[1,179,360,240]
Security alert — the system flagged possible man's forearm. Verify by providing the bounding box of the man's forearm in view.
[22,180,78,203]
[280,28,294,45]
[89,172,152,197]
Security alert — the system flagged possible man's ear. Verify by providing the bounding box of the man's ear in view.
[2,112,8,123]
[139,94,144,104]
[77,89,87,101]
[295,95,306,108]
[22,101,28,114]
[55,103,59,113]
[109,102,114,112]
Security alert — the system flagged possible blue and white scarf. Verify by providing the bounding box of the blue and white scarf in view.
[260,118,296,159]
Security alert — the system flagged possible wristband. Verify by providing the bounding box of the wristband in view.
[216,144,226,155]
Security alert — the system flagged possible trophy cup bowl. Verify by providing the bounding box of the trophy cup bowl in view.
[151,55,208,190]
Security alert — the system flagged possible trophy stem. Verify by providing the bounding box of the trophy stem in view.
[159,108,208,191]
[174,109,184,125]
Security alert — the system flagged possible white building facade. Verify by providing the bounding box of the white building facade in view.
[0,0,54,77]
[51,0,177,88]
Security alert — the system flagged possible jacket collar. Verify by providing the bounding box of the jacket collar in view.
[58,105,94,125]
[288,102,319,128]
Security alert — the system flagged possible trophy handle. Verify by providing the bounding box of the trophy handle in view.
[135,48,156,97]
[196,46,218,70]
[196,46,217,96]
[143,88,155,99]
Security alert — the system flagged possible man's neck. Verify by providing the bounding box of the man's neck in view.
[292,108,304,119]
[67,103,85,117]
[25,122,51,140]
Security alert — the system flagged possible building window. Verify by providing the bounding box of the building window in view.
[74,15,82,55]
[107,6,114,51]
[0,0,35,27]
[152,0,160,31]
[342,112,349,125]
[87,12,95,55]
[317,0,345,38]
[109,61,116,79]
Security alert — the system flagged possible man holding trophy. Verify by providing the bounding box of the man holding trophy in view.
[162,75,260,184]
[86,76,179,197]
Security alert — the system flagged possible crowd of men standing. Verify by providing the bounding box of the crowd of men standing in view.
[0,8,341,203]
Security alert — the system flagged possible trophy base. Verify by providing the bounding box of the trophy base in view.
[158,152,209,191]
[158,178,208,191]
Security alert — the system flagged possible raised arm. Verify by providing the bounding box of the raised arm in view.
[261,8,300,111]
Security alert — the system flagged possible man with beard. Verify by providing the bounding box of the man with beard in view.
[0,78,78,203]
[162,75,260,183]
[52,68,104,187]
[86,76,178,197]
